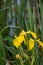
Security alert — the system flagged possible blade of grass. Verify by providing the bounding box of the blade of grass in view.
[0,34,6,65]
[39,0,43,40]
[27,0,33,31]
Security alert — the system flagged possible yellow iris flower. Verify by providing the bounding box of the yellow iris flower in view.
[13,30,43,50]
[37,39,43,48]
[13,30,37,48]
[27,30,37,39]
[29,38,34,51]
[13,35,24,48]
[13,30,25,48]
[29,39,43,51]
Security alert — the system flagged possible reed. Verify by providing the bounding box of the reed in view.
[0,0,43,65]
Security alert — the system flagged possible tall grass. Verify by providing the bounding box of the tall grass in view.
[0,0,43,65]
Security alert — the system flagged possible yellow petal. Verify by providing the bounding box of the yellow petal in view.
[29,38,34,51]
[20,30,26,36]
[13,35,24,48]
[37,39,43,48]
[27,31,37,39]
[13,38,19,48]
[13,30,25,48]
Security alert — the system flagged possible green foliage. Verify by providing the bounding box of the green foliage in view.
[0,0,43,65]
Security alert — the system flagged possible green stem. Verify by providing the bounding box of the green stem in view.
[19,56,24,65]
[19,46,29,59]
[31,56,35,65]
[19,46,30,65]
[0,25,19,34]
